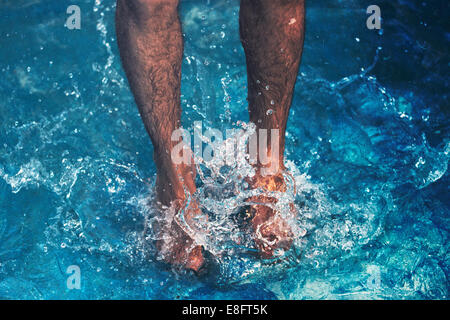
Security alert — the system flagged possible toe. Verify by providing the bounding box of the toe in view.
[185,245,205,272]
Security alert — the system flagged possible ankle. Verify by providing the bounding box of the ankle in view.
[252,170,286,193]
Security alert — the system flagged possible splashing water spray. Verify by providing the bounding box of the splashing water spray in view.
[144,121,309,275]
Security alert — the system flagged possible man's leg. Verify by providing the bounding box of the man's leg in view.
[116,0,204,271]
[240,0,305,257]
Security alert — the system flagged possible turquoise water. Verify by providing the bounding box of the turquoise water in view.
[0,0,448,299]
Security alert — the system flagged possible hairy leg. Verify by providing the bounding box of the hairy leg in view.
[116,0,203,271]
[240,0,305,258]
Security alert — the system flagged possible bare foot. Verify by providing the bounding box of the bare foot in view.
[248,168,296,259]
[154,200,205,272]
[151,148,205,272]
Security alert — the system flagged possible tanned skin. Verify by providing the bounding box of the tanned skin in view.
[116,0,305,271]
[240,0,305,258]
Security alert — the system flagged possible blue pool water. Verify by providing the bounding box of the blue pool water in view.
[0,0,448,299]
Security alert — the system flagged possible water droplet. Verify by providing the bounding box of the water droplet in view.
[266,109,273,115]
[265,85,270,90]
[270,100,275,105]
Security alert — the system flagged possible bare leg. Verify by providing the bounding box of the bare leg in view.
[116,0,204,271]
[240,0,305,258]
